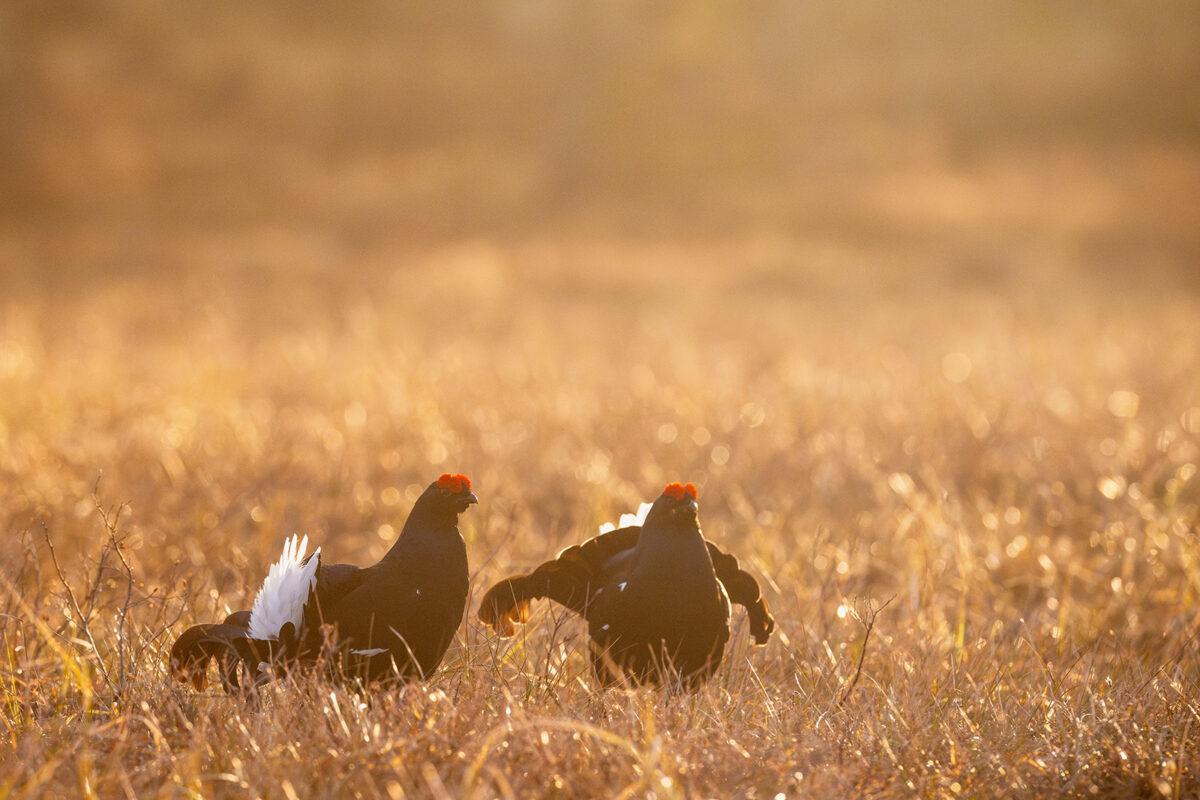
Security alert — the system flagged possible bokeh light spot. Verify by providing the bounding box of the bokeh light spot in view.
[1107,390,1140,419]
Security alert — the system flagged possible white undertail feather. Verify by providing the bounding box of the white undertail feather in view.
[598,501,653,535]
[247,534,321,641]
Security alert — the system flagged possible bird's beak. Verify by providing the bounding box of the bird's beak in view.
[465,492,479,505]
[669,498,698,520]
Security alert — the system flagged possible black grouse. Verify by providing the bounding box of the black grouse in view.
[478,482,774,689]
[170,473,475,689]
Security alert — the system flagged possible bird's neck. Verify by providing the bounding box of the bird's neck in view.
[631,527,714,580]
[383,511,462,561]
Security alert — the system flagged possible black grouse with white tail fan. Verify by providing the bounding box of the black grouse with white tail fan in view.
[169,473,475,689]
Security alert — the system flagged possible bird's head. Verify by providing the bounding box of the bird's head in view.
[388,473,478,552]
[431,472,479,515]
[642,481,700,532]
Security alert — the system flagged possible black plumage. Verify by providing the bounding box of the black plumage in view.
[168,610,250,692]
[169,473,475,690]
[479,482,774,689]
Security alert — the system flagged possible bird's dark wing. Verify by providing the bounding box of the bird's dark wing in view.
[705,541,775,644]
[169,610,250,691]
[478,526,641,636]
[311,561,367,613]
[309,560,366,647]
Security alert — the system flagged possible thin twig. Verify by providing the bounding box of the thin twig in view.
[837,594,895,707]
[42,521,115,693]
[95,489,135,693]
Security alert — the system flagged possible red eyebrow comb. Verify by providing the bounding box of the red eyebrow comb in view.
[437,473,471,492]
[663,482,698,501]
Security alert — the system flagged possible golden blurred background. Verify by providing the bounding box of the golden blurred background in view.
[3,1,1198,294]
[2,9,1200,795]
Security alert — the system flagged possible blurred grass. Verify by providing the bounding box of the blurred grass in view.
[2,1,1199,289]
[1,2,1199,798]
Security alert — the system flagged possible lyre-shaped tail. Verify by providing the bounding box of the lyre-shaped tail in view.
[706,543,775,644]
[479,527,640,637]
[168,610,251,691]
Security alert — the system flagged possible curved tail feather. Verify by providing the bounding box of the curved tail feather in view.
[478,527,640,636]
[233,619,305,683]
[478,564,584,637]
[169,610,251,691]
[706,543,775,645]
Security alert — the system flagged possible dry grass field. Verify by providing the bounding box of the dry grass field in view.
[3,3,1200,798]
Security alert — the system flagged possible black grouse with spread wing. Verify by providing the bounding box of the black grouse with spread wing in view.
[479,482,773,688]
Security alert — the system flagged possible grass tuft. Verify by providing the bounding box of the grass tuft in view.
[1,263,1197,797]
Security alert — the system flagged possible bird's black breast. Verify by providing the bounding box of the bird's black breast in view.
[585,538,730,686]
[327,532,468,680]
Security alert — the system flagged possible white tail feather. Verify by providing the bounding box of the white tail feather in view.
[597,501,654,535]
[247,534,321,641]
